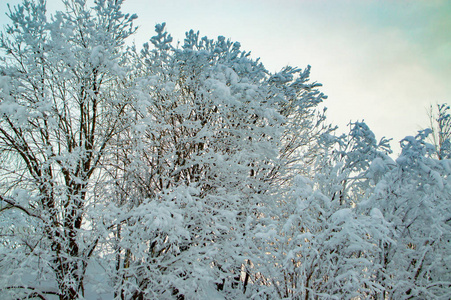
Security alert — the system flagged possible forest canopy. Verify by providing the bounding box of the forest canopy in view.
[0,1,450,299]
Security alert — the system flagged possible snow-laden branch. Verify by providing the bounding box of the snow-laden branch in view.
[0,195,44,221]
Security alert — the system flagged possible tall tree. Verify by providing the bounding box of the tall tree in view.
[106,24,331,299]
[255,121,393,299]
[0,0,136,298]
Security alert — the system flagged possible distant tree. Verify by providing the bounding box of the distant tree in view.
[428,103,451,160]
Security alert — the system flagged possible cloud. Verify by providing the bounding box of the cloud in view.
[1,0,449,155]
[348,0,450,76]
[245,0,451,153]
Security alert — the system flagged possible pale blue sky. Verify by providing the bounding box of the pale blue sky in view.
[1,0,450,155]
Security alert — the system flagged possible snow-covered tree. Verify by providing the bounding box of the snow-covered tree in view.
[105,24,331,299]
[428,103,451,160]
[256,122,394,299]
[363,129,451,299]
[0,0,136,298]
